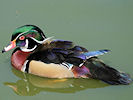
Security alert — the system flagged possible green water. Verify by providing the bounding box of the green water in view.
[0,0,133,100]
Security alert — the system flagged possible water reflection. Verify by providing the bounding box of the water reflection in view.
[4,68,109,96]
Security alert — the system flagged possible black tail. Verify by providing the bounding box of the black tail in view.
[85,58,132,85]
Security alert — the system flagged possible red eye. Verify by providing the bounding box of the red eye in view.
[19,36,25,40]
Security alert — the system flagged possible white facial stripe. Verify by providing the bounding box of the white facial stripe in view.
[30,36,54,44]
[15,31,29,40]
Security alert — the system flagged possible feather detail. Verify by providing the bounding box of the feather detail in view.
[31,36,54,44]
[52,48,71,55]
[74,49,110,60]
[84,49,110,59]
[61,62,73,70]
[50,39,74,49]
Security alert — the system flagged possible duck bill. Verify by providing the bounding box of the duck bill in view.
[2,40,16,53]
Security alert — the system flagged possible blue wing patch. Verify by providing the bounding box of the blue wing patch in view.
[74,49,110,60]
[83,49,110,59]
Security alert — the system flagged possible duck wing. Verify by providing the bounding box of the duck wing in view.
[27,39,132,85]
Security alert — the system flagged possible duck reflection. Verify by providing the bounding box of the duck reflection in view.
[4,68,109,96]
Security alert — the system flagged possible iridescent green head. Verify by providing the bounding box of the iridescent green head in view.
[2,25,47,52]
[11,25,46,41]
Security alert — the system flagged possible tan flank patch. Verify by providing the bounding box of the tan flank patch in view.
[29,60,74,78]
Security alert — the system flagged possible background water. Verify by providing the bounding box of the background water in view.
[0,0,133,100]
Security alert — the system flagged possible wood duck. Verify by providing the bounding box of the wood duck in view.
[2,25,132,85]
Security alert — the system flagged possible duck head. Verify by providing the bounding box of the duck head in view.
[2,25,47,53]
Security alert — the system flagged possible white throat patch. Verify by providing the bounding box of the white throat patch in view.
[20,39,37,52]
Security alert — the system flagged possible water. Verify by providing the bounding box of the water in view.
[0,0,133,100]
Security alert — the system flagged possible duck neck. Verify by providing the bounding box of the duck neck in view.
[11,48,32,71]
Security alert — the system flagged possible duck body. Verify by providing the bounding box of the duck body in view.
[11,40,92,78]
[2,25,132,85]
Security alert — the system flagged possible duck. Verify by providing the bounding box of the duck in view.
[2,25,132,85]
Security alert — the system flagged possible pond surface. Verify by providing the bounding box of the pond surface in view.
[0,0,133,100]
